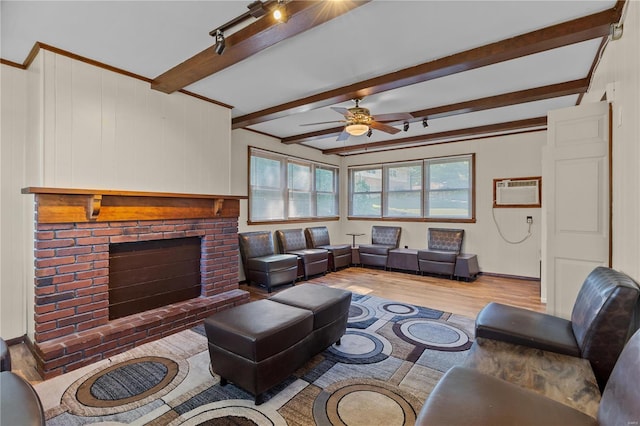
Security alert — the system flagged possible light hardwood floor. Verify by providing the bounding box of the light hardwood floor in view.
[10,267,544,383]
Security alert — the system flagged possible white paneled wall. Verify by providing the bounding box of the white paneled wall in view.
[40,50,231,194]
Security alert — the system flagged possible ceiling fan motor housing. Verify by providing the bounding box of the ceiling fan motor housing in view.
[348,107,372,124]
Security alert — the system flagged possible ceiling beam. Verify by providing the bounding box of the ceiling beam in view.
[151,1,369,94]
[322,117,548,156]
[233,6,621,129]
[282,78,588,144]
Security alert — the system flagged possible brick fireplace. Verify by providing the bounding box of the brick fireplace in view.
[23,187,250,379]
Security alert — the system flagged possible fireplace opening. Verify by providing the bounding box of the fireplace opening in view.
[109,237,202,320]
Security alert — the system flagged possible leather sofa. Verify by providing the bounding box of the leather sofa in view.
[276,228,329,280]
[304,226,351,271]
[204,284,351,404]
[416,327,640,426]
[475,266,640,389]
[238,231,298,293]
[417,228,464,278]
[0,338,46,426]
[358,226,401,269]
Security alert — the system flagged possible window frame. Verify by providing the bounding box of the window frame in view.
[348,153,476,223]
[248,147,340,224]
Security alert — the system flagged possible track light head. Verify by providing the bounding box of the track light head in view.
[247,0,267,18]
[422,118,428,128]
[403,122,409,132]
[273,0,288,23]
[214,30,226,55]
[367,129,373,138]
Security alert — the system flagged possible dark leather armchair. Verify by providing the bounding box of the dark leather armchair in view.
[358,226,401,269]
[0,338,46,426]
[238,231,298,293]
[276,229,329,280]
[304,226,351,271]
[417,228,464,278]
[475,266,640,389]
[416,327,640,426]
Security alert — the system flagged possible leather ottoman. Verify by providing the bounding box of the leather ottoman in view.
[269,283,352,354]
[204,299,314,404]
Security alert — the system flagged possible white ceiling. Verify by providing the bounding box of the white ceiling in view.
[1,0,618,155]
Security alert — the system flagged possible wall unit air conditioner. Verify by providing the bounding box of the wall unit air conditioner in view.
[493,177,541,208]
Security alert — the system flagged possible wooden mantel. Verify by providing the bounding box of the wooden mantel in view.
[22,187,247,223]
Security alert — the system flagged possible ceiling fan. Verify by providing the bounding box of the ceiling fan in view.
[301,99,414,141]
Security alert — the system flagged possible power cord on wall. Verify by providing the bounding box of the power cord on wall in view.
[492,208,532,245]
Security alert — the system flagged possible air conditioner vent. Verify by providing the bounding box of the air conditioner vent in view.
[494,177,541,207]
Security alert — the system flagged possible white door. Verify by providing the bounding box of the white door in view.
[543,101,610,319]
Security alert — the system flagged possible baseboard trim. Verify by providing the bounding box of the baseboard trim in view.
[479,272,541,282]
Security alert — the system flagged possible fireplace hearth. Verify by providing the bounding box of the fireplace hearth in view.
[23,187,249,379]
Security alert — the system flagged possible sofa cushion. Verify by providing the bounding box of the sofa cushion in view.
[476,302,580,357]
[269,284,352,330]
[359,244,394,255]
[247,254,299,273]
[415,366,597,426]
[417,249,457,263]
[204,299,313,362]
[287,248,328,263]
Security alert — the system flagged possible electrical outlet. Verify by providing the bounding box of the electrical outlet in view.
[526,216,533,224]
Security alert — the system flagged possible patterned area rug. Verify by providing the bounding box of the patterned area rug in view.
[36,294,474,425]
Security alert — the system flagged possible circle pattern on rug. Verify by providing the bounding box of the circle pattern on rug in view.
[348,302,373,322]
[76,356,179,408]
[327,330,386,364]
[381,302,418,317]
[317,383,416,426]
[395,319,471,351]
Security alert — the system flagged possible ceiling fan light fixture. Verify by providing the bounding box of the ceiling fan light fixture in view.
[403,121,410,132]
[422,118,429,128]
[346,123,369,136]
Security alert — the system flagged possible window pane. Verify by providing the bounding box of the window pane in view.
[288,163,311,190]
[316,168,334,192]
[388,164,422,191]
[428,189,469,217]
[289,191,312,217]
[353,169,382,192]
[317,193,337,216]
[352,193,381,216]
[386,191,421,217]
[429,160,470,190]
[251,156,281,188]
[251,189,285,220]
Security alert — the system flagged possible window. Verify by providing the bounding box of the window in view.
[249,147,339,223]
[349,154,474,221]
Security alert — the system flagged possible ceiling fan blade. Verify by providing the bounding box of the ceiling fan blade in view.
[300,120,345,126]
[371,112,414,122]
[331,107,353,117]
[370,121,401,134]
[336,129,350,141]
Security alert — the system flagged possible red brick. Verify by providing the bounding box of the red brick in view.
[57,262,92,274]
[163,232,186,239]
[76,236,109,246]
[36,292,74,306]
[150,225,175,232]
[92,308,109,320]
[123,226,150,235]
[93,244,109,253]
[57,295,93,310]
[38,223,73,231]
[110,221,139,228]
[118,330,148,346]
[76,222,109,229]
[36,239,75,249]
[63,332,103,353]
[77,284,108,297]
[35,304,57,315]
[36,231,55,240]
[55,246,92,257]
[36,256,76,268]
[43,351,84,370]
[35,342,65,361]
[35,249,56,258]
[41,367,64,380]
[36,307,75,323]
[109,235,139,243]
[35,286,57,296]
[58,313,93,328]
[83,340,119,357]
[77,318,108,332]
[55,229,92,239]
[35,267,57,278]
[75,269,108,280]
[76,299,108,314]
[35,325,76,342]
[57,279,93,292]
[93,260,109,269]
[103,344,134,359]
[76,252,109,263]
[35,321,57,333]
[91,228,123,237]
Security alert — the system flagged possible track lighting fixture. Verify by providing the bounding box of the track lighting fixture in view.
[273,0,288,23]
[247,0,267,18]
[214,30,226,55]
[367,129,373,138]
[403,122,410,132]
[422,118,429,128]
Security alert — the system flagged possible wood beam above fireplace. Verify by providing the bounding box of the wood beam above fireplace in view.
[22,187,247,224]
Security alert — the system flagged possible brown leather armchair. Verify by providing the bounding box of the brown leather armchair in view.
[416,327,640,426]
[304,226,351,271]
[475,266,640,389]
[238,231,298,293]
[276,229,329,280]
[358,226,402,269]
[417,228,464,278]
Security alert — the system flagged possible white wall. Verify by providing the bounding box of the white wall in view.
[582,0,640,282]
[341,132,545,280]
[0,49,234,339]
